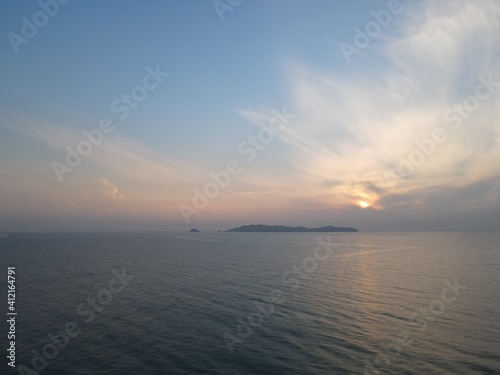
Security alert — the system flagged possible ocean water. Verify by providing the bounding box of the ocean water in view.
[1,231,499,375]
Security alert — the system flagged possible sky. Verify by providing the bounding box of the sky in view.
[1,0,499,232]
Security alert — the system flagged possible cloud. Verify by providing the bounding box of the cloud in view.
[90,177,124,202]
[0,108,204,200]
[238,0,500,217]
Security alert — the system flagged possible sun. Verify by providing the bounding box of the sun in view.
[358,200,370,208]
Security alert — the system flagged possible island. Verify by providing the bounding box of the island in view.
[189,228,201,232]
[225,224,358,232]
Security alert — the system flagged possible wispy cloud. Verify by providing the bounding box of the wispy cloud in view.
[0,109,208,222]
[238,0,500,215]
[90,177,124,202]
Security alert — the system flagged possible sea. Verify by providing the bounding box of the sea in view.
[1,231,499,375]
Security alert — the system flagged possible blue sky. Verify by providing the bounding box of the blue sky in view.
[1,0,500,231]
